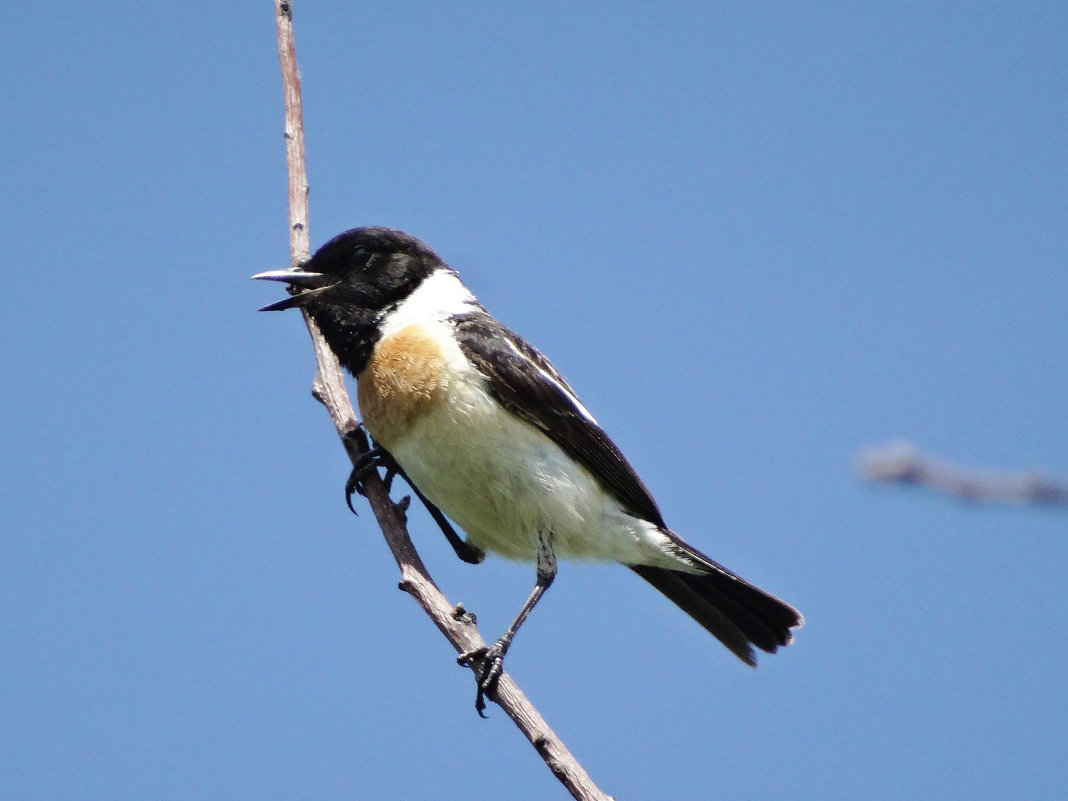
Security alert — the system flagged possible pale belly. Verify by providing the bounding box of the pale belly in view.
[378,375,663,565]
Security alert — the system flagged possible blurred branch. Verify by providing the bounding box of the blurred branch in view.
[272,4,612,799]
[859,440,1068,509]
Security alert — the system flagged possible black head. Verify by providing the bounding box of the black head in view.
[305,226,445,305]
[253,226,448,373]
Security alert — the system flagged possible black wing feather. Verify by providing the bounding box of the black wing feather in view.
[452,312,665,527]
[452,311,804,664]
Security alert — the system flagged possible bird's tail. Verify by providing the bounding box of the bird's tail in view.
[629,540,802,666]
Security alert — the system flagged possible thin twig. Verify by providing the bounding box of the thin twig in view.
[859,440,1068,509]
[272,4,612,799]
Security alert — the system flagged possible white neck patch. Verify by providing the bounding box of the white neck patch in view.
[379,268,477,336]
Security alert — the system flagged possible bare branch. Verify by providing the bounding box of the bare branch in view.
[859,440,1068,509]
[272,4,613,798]
[276,0,309,265]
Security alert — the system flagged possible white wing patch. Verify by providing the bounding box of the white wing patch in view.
[502,336,599,425]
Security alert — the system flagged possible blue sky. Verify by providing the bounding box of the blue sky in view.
[3,2,1066,799]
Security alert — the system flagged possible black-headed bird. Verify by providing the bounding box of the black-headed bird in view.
[255,227,802,713]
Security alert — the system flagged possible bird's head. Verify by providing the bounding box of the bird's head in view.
[253,226,443,313]
[253,226,447,372]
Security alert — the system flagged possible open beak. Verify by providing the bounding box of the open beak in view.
[251,269,335,312]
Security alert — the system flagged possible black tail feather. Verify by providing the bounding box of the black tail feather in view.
[630,560,802,666]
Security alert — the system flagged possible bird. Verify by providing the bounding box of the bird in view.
[254,226,802,714]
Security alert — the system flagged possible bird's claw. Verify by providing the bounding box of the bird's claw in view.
[344,447,399,513]
[458,640,507,718]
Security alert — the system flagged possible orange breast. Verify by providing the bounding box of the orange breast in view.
[356,324,450,448]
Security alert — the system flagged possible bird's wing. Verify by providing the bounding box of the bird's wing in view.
[452,312,665,527]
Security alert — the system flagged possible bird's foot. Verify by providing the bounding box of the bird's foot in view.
[345,446,400,513]
[457,637,510,718]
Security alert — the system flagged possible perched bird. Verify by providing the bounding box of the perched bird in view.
[254,226,802,713]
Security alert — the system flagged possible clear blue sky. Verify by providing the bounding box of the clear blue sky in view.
[3,2,1066,799]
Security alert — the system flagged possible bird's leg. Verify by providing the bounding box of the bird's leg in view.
[458,529,556,717]
[344,434,485,565]
[409,482,486,565]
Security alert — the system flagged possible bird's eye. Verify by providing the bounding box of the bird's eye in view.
[353,246,371,258]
